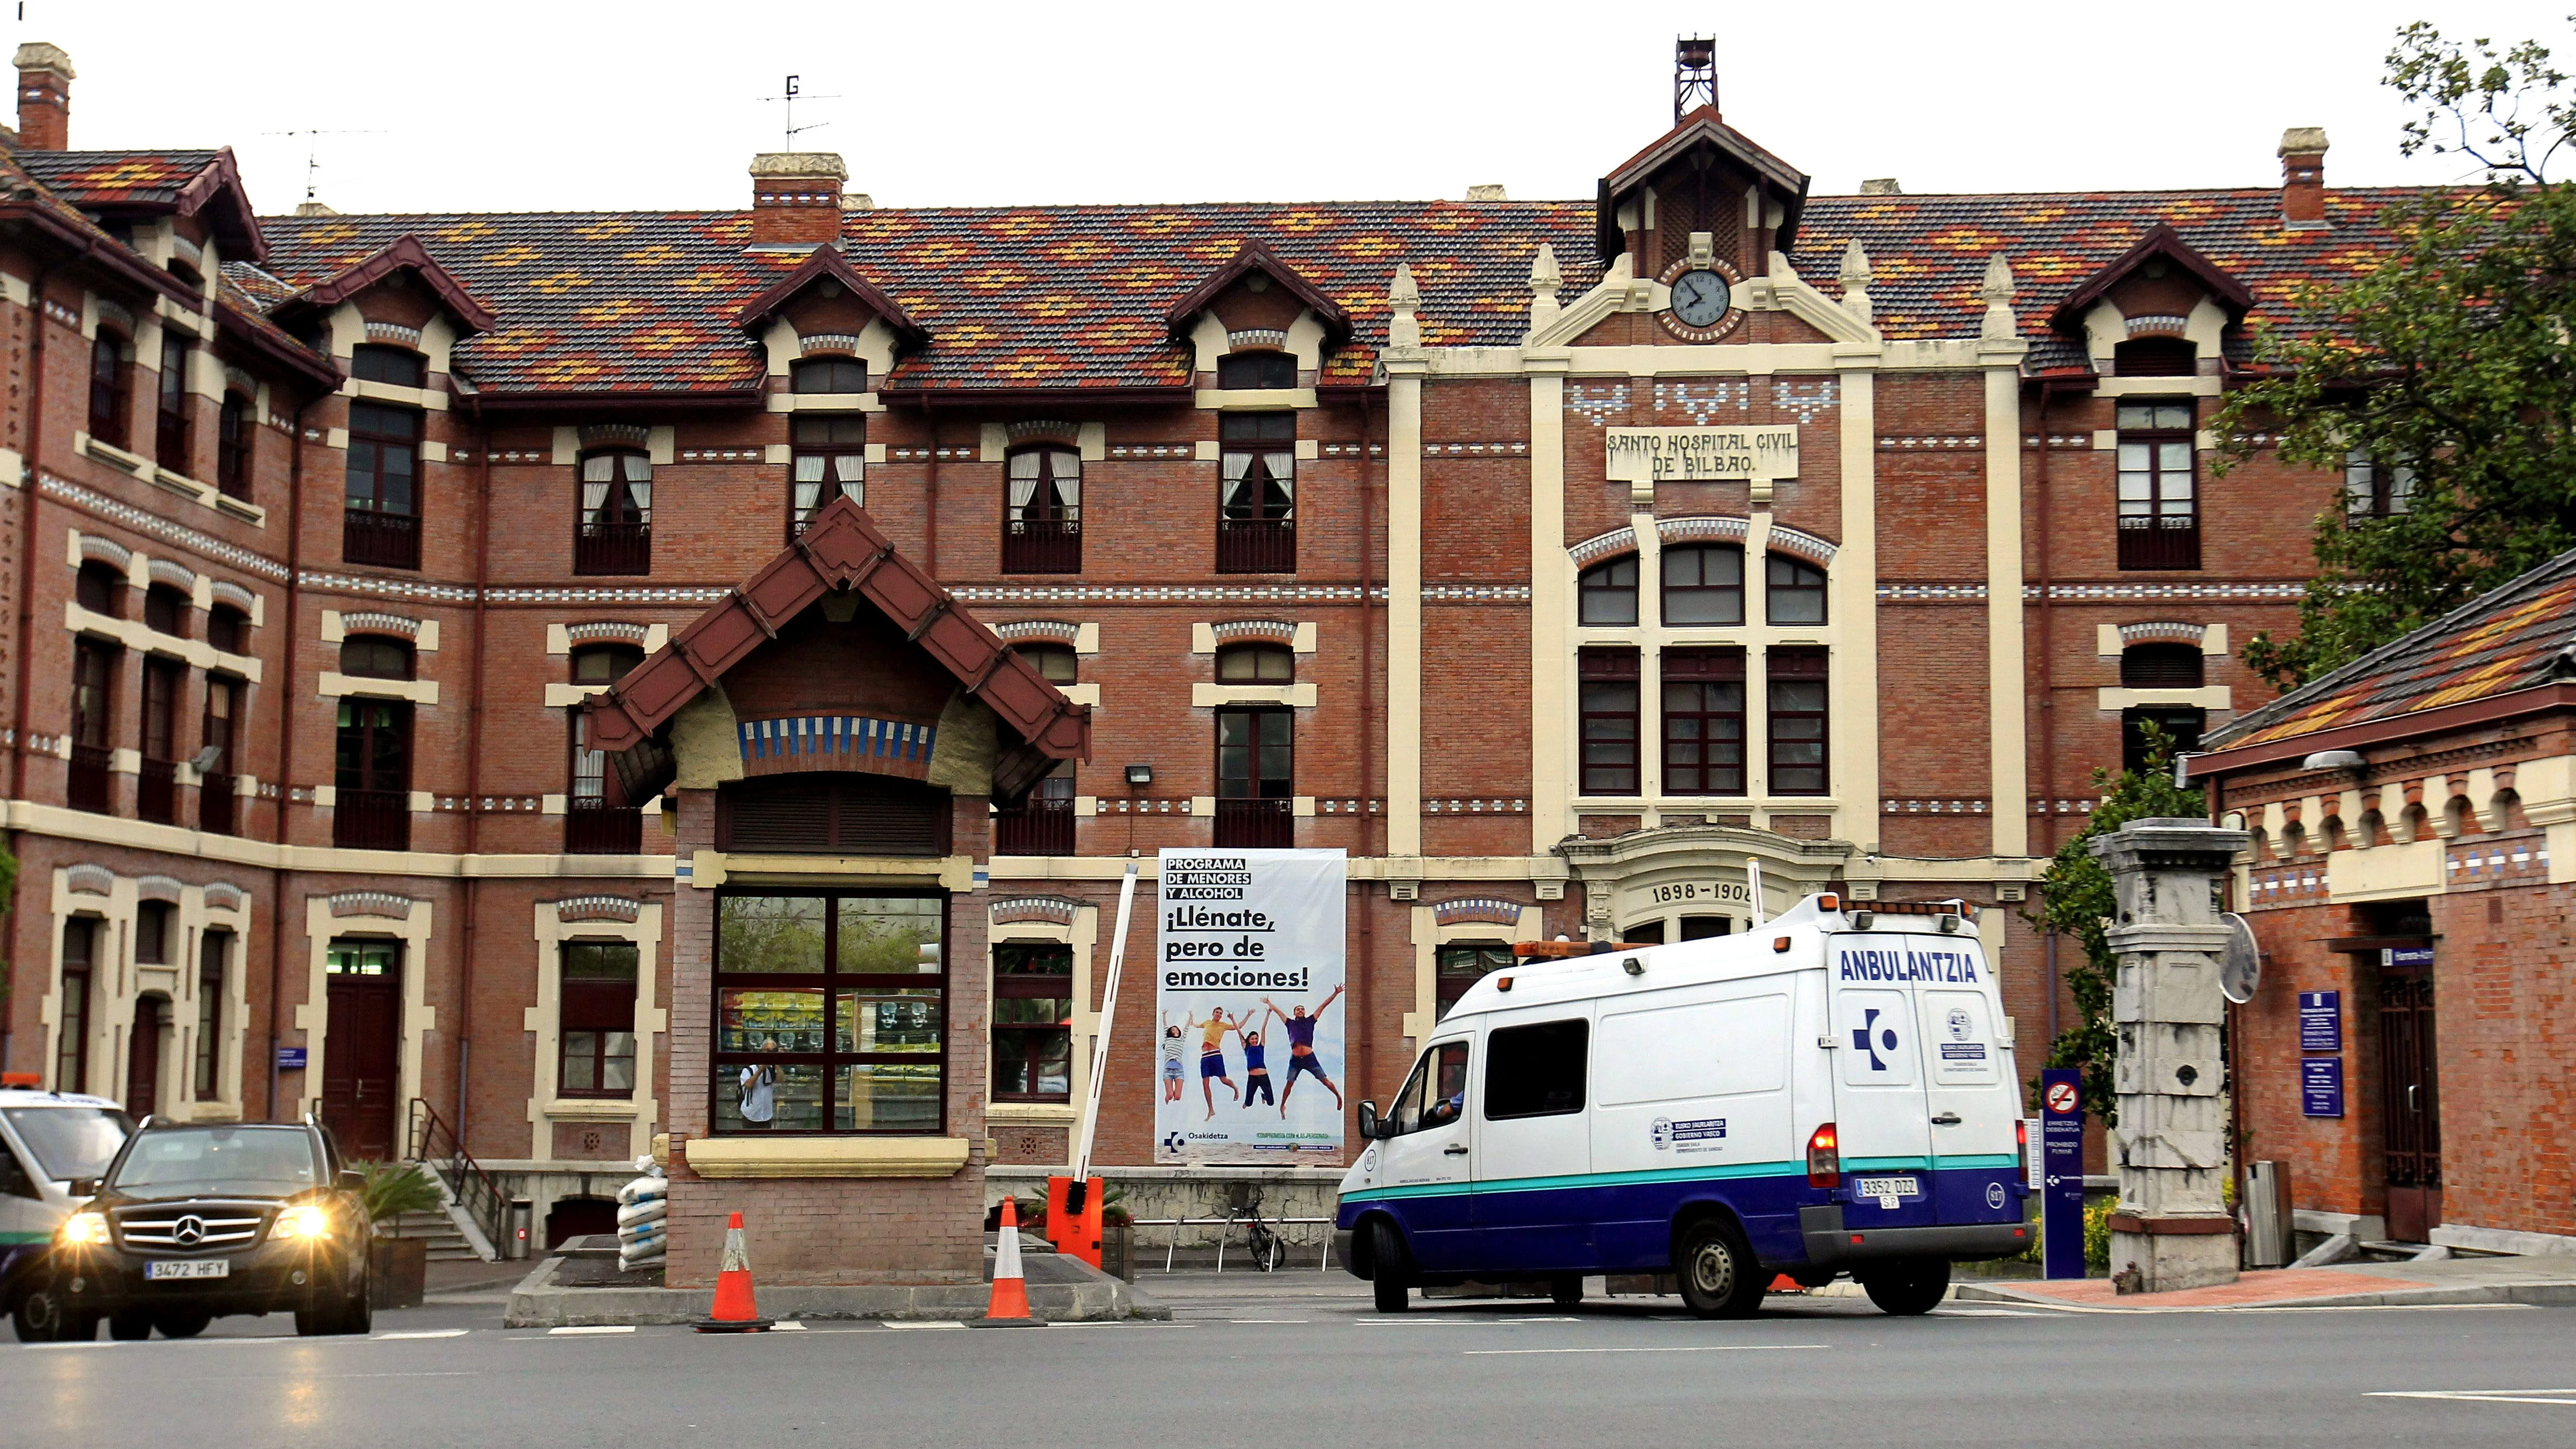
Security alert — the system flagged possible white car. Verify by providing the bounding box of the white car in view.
[2,1089,134,1340]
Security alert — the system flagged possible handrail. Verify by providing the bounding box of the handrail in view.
[408,1096,507,1258]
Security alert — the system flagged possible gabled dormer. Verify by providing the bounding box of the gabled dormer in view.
[736,245,927,395]
[1166,242,1351,390]
[1595,106,1810,283]
[15,146,268,281]
[2047,223,2255,380]
[271,234,495,387]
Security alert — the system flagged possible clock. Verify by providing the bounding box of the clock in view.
[1670,269,1731,327]
[1655,255,1745,342]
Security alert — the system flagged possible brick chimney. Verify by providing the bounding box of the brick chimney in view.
[14,42,72,151]
[749,152,847,247]
[2279,126,2329,227]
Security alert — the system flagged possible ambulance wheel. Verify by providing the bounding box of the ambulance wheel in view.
[1860,1258,1951,1316]
[1675,1219,1764,1319]
[1368,1220,1412,1314]
[1549,1275,1583,1309]
[10,1284,66,1342]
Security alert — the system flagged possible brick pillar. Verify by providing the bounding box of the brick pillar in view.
[748,152,847,247]
[2278,127,2328,226]
[2092,817,2250,1293]
[14,43,72,151]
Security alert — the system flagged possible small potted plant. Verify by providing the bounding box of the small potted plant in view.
[355,1161,444,1309]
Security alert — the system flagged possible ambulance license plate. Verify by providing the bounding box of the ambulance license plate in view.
[1854,1175,1921,1203]
[145,1259,228,1280]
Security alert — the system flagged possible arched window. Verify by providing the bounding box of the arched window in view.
[1766,554,1826,625]
[1217,643,1294,683]
[217,391,253,500]
[207,604,249,655]
[575,449,653,576]
[791,356,868,394]
[75,561,125,618]
[143,584,190,638]
[344,401,423,569]
[2120,642,2205,689]
[1577,557,1638,626]
[570,644,645,686]
[1012,643,1078,685]
[350,344,428,388]
[789,415,865,536]
[90,329,134,449]
[1662,545,1744,625]
[1002,447,1082,574]
[2113,337,2196,378]
[339,636,415,680]
[1217,351,1297,390]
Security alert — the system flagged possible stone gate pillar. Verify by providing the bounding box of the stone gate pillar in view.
[2089,817,2249,1293]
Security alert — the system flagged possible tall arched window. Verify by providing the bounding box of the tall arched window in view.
[567,644,646,854]
[90,329,134,449]
[1577,557,1638,626]
[576,449,653,576]
[1002,447,1082,574]
[1662,545,1744,625]
[1766,554,1827,624]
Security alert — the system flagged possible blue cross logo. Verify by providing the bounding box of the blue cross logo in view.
[1161,1131,1189,1155]
[1852,1008,1900,1071]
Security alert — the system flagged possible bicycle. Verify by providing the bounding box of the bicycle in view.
[1240,1189,1287,1272]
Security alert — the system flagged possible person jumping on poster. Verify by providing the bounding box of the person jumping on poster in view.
[1263,985,1344,1116]
[1190,1007,1242,1120]
[1240,1011,1276,1109]
[1161,1014,1186,1104]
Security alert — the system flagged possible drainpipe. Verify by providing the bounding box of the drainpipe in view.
[455,397,496,1150]
[4,248,83,1076]
[267,391,312,1122]
[2033,379,2060,1047]
[921,398,939,576]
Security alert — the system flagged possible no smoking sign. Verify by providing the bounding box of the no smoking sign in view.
[2045,1081,2079,1116]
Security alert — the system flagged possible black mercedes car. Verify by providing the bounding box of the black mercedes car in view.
[33,1117,372,1340]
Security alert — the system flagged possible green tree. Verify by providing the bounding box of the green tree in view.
[2025,724,2204,1123]
[2215,22,2576,692]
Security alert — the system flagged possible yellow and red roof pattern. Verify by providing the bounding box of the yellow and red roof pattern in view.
[17,149,225,207]
[2204,551,2576,751]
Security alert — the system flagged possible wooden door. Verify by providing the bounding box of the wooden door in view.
[125,996,165,1119]
[322,946,403,1160]
[2378,968,2442,1242]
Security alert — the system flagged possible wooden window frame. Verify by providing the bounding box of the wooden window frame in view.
[1765,553,1828,625]
[575,448,653,577]
[558,941,640,1099]
[788,414,867,538]
[1001,446,1082,574]
[1577,557,1639,627]
[1216,351,1297,390]
[193,929,228,1100]
[2120,643,2206,689]
[346,401,422,516]
[89,331,133,450]
[156,333,192,470]
[57,918,95,1093]
[991,941,1074,1104]
[339,636,416,680]
[2115,400,2199,570]
[217,392,253,500]
[2343,449,2417,522]
[1579,646,1641,796]
[349,345,428,388]
[1215,643,1294,683]
[1216,706,1294,800]
[710,889,950,1136]
[1766,647,1829,796]
[1661,544,1745,626]
[1662,646,1746,797]
[790,356,869,395]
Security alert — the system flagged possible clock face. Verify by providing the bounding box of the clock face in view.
[1670,269,1732,327]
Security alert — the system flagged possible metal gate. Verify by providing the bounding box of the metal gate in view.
[2377,969,2441,1243]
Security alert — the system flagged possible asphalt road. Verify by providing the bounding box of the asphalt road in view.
[6,1272,2574,1448]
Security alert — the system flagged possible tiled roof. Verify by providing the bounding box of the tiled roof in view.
[244,184,2430,396]
[249,202,1604,393]
[16,149,224,207]
[1793,187,2427,374]
[2203,549,2576,751]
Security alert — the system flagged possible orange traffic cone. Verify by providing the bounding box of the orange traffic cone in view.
[694,1211,773,1333]
[973,1197,1043,1327]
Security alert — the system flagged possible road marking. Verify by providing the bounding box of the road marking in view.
[770,1322,807,1331]
[548,1325,636,1336]
[1936,1309,2049,1318]
[1353,1317,1573,1327]
[1228,1318,1311,1324]
[375,1329,470,1340]
[2370,1390,2576,1406]
[1977,1299,2538,1317]
[1465,1344,1832,1357]
[881,1320,967,1330]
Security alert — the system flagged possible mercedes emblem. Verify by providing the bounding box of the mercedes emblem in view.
[173,1215,204,1247]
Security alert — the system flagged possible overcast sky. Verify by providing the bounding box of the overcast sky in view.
[24,1,2576,217]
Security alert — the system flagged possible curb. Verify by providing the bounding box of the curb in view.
[502,1250,1172,1328]
[1953,1278,2576,1311]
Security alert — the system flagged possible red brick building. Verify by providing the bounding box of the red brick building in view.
[0,39,2424,1271]
[2192,550,2576,1256]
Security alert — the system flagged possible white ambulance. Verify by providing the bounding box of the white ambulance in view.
[1334,894,2032,1317]
[2,1089,133,1339]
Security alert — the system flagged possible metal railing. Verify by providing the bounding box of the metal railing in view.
[408,1097,505,1261]
[199,771,237,836]
[994,794,1076,855]
[2116,515,2199,570]
[574,519,652,576]
[342,509,421,570]
[137,757,178,824]
[1001,515,1082,574]
[1213,797,1293,848]
[68,743,112,814]
[564,797,642,854]
[1216,516,1296,573]
[1128,1211,1337,1273]
[334,786,411,851]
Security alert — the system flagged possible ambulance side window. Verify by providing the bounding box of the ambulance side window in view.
[1391,1042,1471,1135]
[1485,1019,1588,1119]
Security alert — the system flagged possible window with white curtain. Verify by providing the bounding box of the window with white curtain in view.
[1006,447,1081,524]
[791,415,866,534]
[580,450,652,526]
[1218,413,1294,521]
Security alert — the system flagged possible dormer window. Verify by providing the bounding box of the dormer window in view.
[792,356,868,394]
[2113,337,2195,378]
[351,344,428,388]
[1217,352,1296,390]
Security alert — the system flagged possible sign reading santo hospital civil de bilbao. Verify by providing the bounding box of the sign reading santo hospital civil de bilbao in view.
[1604,426,1799,482]
[1155,848,1347,1167]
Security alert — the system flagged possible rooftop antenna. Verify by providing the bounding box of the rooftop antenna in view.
[261,129,386,210]
[760,75,842,150]
[1675,35,1717,122]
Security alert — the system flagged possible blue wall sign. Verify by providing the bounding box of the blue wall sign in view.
[275,1047,308,1070]
[2040,1067,2086,1280]
[2383,946,2434,968]
[2298,991,2342,1052]
[2301,1057,2344,1117]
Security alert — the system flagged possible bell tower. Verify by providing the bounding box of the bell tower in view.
[1674,36,1716,122]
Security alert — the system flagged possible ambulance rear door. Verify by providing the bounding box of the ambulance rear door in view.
[1825,935,1938,1229]
[1914,946,2022,1229]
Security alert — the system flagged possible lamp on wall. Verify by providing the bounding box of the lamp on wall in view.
[1125,764,1154,786]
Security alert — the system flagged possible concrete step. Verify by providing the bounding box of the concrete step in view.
[389,1208,485,1262]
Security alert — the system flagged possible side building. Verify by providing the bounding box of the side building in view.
[0,41,2413,1258]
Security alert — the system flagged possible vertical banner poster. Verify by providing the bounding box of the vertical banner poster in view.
[1155,848,1347,1165]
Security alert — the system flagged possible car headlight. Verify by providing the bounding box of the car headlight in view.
[58,1212,109,1246]
[273,1205,331,1240]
